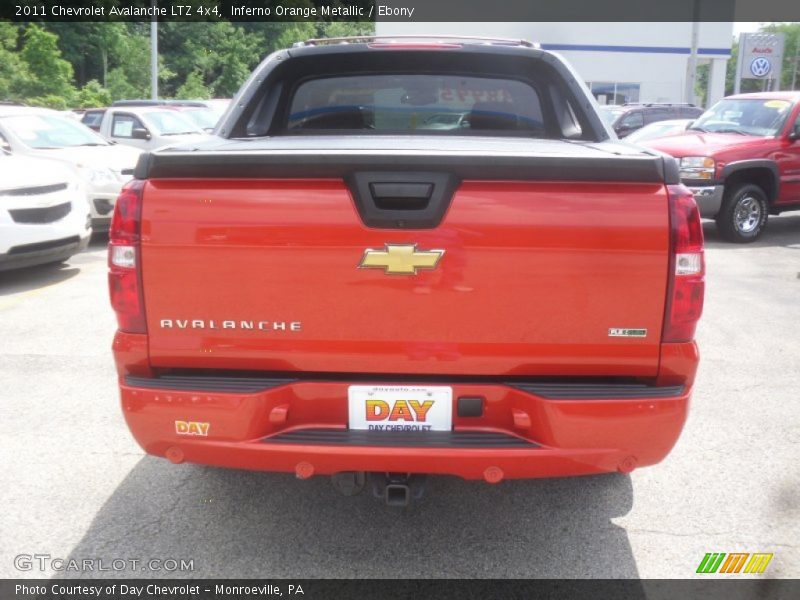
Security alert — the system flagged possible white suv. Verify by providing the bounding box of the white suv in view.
[0,106,141,231]
[0,153,91,271]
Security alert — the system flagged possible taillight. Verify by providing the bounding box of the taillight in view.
[108,179,146,334]
[663,184,705,343]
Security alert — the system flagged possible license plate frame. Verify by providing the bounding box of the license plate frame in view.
[347,385,453,432]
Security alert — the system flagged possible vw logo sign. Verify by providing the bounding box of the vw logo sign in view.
[750,57,772,77]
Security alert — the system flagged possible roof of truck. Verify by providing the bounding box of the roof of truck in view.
[295,35,539,49]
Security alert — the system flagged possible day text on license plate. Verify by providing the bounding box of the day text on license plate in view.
[348,385,453,432]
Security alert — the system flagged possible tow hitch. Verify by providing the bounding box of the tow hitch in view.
[330,472,427,507]
[372,473,427,507]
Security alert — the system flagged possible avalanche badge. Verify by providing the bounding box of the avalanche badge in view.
[358,244,444,275]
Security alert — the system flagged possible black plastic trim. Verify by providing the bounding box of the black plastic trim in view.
[124,372,684,401]
[263,428,536,448]
[348,171,458,229]
[9,202,71,224]
[457,396,484,417]
[720,159,780,202]
[124,374,295,393]
[0,236,87,272]
[771,201,800,214]
[0,182,68,197]
[509,382,685,399]
[134,150,666,183]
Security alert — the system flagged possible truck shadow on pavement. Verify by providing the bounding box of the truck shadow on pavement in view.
[62,457,641,579]
[703,214,800,249]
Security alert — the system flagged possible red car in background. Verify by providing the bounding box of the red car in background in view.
[644,92,800,243]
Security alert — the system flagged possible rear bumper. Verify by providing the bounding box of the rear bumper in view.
[119,373,691,481]
[0,234,90,271]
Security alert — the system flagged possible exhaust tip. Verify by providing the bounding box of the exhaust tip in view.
[385,483,410,508]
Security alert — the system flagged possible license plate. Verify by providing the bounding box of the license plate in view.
[348,385,453,432]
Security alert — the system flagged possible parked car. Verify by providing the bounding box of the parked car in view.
[112,99,230,131]
[89,105,209,150]
[0,152,91,271]
[109,36,704,506]
[599,103,704,138]
[79,108,105,132]
[0,106,141,230]
[625,119,693,144]
[202,99,231,121]
[166,106,221,132]
[643,92,800,242]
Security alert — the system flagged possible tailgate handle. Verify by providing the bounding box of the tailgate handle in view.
[369,182,433,211]
[369,182,433,200]
[348,171,459,229]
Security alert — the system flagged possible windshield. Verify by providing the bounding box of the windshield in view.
[690,98,793,136]
[180,108,219,130]
[626,121,688,144]
[142,110,204,135]
[598,106,624,127]
[2,114,109,148]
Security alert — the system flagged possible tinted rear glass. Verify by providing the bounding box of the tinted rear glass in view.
[286,75,544,135]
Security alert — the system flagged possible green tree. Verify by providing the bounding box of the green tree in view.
[176,70,211,99]
[20,25,76,103]
[76,79,112,108]
[45,22,128,87]
[0,23,32,102]
[211,26,261,97]
[106,67,139,101]
[762,23,800,90]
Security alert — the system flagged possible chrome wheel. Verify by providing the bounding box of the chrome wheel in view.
[734,195,761,234]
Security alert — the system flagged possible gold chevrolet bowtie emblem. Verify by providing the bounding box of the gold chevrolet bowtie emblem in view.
[358,244,445,275]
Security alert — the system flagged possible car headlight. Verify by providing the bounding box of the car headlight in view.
[79,166,115,187]
[679,157,715,181]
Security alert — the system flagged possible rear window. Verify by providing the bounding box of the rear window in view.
[286,75,544,136]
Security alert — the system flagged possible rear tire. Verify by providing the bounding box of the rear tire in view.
[715,183,768,243]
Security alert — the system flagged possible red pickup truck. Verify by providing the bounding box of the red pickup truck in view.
[644,91,800,243]
[109,36,704,506]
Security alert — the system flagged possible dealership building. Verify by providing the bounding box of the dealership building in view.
[375,22,734,108]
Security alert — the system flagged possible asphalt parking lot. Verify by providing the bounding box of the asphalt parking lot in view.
[1,217,798,580]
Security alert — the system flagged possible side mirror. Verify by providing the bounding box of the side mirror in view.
[131,127,151,140]
[615,126,631,137]
[788,123,800,141]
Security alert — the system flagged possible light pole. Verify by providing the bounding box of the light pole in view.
[685,0,700,105]
[150,0,158,100]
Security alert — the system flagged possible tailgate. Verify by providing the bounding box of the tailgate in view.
[141,176,669,377]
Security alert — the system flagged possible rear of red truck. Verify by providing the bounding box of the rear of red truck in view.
[109,37,704,504]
